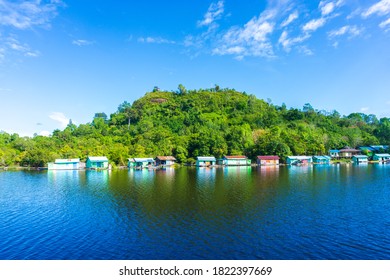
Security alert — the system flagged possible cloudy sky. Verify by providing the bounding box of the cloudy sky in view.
[1,0,389,136]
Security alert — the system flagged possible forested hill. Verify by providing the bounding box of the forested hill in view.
[1,87,390,167]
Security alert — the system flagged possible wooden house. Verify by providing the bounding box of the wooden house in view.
[128,158,155,168]
[352,155,368,163]
[196,156,216,167]
[313,156,331,164]
[257,156,280,165]
[372,154,390,162]
[339,147,360,158]
[48,158,80,170]
[286,156,313,165]
[86,156,109,169]
[155,156,176,166]
[222,155,251,166]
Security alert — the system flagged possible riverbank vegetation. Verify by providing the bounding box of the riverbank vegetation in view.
[1,86,389,167]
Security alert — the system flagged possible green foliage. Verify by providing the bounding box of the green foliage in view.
[1,88,388,167]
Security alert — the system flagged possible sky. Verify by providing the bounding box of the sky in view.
[0,0,390,136]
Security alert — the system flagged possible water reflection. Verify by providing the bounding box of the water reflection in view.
[2,164,389,259]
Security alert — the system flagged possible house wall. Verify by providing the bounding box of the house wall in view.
[224,159,249,165]
[196,160,215,167]
[257,159,279,165]
[48,162,79,170]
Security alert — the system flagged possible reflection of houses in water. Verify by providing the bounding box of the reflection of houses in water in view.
[47,169,81,184]
[196,166,216,187]
[222,166,252,175]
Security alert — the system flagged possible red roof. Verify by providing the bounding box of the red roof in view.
[224,155,247,159]
[257,156,280,160]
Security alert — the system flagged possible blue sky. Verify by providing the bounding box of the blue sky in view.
[1,0,390,136]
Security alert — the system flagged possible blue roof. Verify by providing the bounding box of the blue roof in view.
[197,156,216,161]
[313,156,331,160]
[329,150,340,153]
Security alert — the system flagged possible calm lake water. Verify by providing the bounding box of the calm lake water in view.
[1,164,389,260]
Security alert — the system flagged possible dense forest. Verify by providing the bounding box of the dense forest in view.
[1,86,390,167]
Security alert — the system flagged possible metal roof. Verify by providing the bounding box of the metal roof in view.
[223,155,248,159]
[133,158,155,162]
[155,156,176,161]
[197,156,216,161]
[313,156,331,160]
[287,156,312,160]
[257,156,280,160]
[87,156,108,162]
[54,158,80,164]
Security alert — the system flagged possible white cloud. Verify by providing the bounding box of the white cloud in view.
[379,17,390,28]
[320,2,336,16]
[0,0,64,29]
[281,11,298,27]
[278,30,310,51]
[49,112,69,128]
[320,0,344,16]
[298,46,314,56]
[212,9,276,58]
[328,25,362,38]
[302,18,326,32]
[72,39,94,46]
[198,1,224,27]
[4,37,40,57]
[362,0,390,18]
[361,107,370,112]
[138,36,175,44]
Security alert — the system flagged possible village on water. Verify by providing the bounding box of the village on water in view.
[44,145,390,170]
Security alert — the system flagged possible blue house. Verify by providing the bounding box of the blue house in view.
[196,156,216,167]
[48,158,80,170]
[313,156,331,164]
[352,155,368,163]
[329,149,340,158]
[86,156,109,169]
[128,158,155,168]
[222,155,251,166]
[373,154,390,162]
[286,156,313,165]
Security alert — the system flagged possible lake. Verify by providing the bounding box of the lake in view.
[1,164,389,260]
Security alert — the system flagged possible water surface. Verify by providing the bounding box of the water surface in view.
[1,164,389,259]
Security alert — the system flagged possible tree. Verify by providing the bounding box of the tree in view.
[177,84,187,95]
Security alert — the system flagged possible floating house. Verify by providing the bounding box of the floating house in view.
[196,156,216,167]
[155,156,176,166]
[352,155,368,163]
[222,155,251,166]
[257,156,280,166]
[286,156,313,165]
[86,156,109,169]
[128,158,155,168]
[373,154,390,162]
[339,147,360,158]
[313,156,331,164]
[329,149,340,158]
[48,158,80,170]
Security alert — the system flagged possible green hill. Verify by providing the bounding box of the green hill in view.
[1,86,389,167]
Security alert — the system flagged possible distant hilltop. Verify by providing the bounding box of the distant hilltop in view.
[1,86,389,167]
